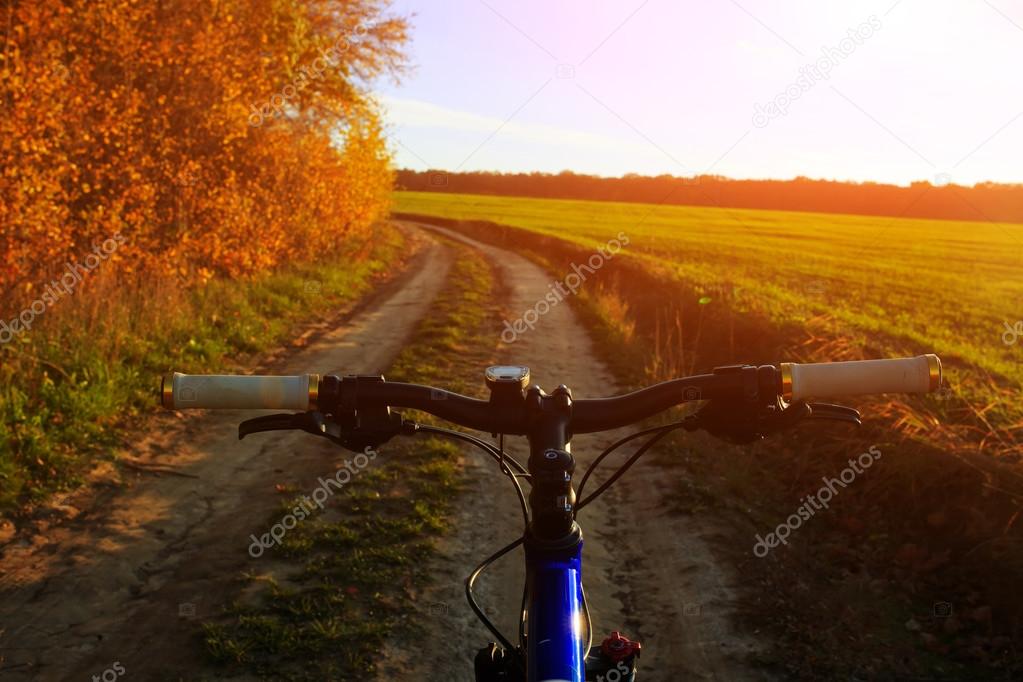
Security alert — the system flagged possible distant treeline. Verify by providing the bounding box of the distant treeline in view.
[395,170,1023,224]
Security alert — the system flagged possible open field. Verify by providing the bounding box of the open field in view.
[395,190,1023,448]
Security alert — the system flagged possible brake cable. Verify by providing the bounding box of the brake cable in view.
[576,421,691,511]
[466,535,525,661]
[413,424,532,664]
[581,421,691,511]
[413,424,530,526]
[413,424,528,475]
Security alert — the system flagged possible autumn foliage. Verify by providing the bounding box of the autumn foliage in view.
[0,0,407,513]
[0,0,407,298]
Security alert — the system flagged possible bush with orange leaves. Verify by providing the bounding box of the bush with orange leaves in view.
[0,0,408,514]
[0,0,407,297]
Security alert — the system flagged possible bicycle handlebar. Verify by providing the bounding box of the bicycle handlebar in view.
[317,370,769,434]
[161,355,941,433]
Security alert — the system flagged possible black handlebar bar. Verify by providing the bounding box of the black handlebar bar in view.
[317,365,783,436]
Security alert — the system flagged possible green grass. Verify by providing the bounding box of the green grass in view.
[394,190,1023,449]
[201,240,505,680]
[201,438,461,680]
[0,224,407,516]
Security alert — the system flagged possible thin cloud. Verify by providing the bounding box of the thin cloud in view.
[378,94,650,155]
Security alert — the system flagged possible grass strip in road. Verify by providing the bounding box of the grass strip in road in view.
[200,238,505,680]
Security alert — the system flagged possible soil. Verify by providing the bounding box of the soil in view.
[0,228,452,681]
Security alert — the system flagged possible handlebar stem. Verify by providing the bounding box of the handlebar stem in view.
[525,384,578,541]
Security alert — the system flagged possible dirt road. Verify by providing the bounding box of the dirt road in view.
[0,228,453,681]
[0,223,769,681]
[376,223,770,681]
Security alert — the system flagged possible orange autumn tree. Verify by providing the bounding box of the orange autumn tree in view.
[0,0,407,297]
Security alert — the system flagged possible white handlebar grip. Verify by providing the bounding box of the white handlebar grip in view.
[781,354,941,401]
[160,373,319,410]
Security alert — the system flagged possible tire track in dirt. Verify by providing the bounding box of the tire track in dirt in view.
[0,227,454,681]
[375,223,773,681]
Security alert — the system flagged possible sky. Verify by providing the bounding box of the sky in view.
[372,0,1023,187]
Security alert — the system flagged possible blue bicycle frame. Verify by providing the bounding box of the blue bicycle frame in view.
[526,541,586,682]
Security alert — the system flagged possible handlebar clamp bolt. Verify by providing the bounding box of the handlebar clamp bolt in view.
[552,384,573,410]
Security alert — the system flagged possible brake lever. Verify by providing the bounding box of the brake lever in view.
[238,410,409,453]
[806,402,862,426]
[238,412,327,440]
[758,400,861,435]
